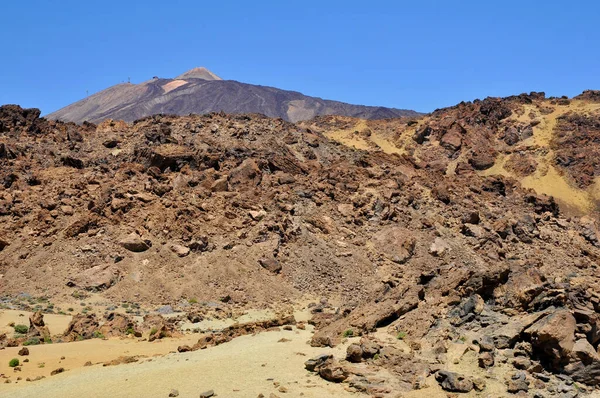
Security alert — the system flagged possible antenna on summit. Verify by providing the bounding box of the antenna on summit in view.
[128,77,131,84]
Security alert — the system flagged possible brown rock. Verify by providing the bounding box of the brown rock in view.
[50,367,65,376]
[525,308,576,370]
[119,233,151,252]
[478,352,494,368]
[210,177,229,192]
[318,361,349,383]
[372,227,416,264]
[258,257,282,274]
[346,343,363,363]
[63,314,100,342]
[170,244,190,257]
[28,311,50,340]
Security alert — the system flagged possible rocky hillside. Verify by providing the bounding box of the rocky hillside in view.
[2,91,600,396]
[46,67,419,124]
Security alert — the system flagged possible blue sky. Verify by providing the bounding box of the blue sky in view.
[1,0,598,114]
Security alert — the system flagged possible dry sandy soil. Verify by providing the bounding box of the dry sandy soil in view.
[0,309,355,398]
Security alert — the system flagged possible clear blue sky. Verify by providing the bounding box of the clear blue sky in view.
[1,0,598,114]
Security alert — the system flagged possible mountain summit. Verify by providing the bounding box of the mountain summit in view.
[47,68,418,124]
[175,67,222,81]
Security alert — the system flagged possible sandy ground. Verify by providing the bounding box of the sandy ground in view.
[0,310,72,336]
[2,327,356,398]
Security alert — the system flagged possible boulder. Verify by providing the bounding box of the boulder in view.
[500,268,546,310]
[346,344,363,363]
[571,338,599,364]
[359,337,381,358]
[143,314,178,341]
[429,238,450,257]
[259,257,282,274]
[507,379,529,393]
[318,360,349,383]
[119,233,151,252]
[18,347,29,356]
[440,126,463,152]
[304,354,332,372]
[435,370,474,393]
[229,159,262,188]
[210,177,229,192]
[469,151,496,170]
[564,360,600,385]
[28,311,50,340]
[478,352,494,368]
[99,313,140,337]
[70,264,120,291]
[170,244,190,258]
[248,210,267,221]
[525,309,576,370]
[372,227,416,264]
[63,314,100,342]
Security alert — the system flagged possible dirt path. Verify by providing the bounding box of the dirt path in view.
[2,328,356,398]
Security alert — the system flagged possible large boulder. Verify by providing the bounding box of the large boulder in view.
[63,314,100,342]
[435,370,474,393]
[372,227,416,264]
[525,308,576,370]
[70,264,120,291]
[99,313,140,337]
[28,311,50,340]
[228,158,262,188]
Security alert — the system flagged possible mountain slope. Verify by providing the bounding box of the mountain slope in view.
[47,68,419,123]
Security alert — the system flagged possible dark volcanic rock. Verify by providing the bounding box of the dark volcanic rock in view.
[47,69,419,124]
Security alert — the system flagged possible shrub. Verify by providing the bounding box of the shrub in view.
[9,358,19,367]
[342,329,354,338]
[150,328,158,336]
[23,337,41,346]
[396,331,407,340]
[92,331,105,339]
[43,336,52,344]
[13,324,28,334]
[188,298,198,304]
[125,327,135,335]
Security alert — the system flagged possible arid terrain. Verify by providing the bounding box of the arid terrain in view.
[2,90,600,397]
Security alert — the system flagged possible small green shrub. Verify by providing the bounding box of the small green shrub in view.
[43,336,52,344]
[38,362,45,368]
[23,337,41,346]
[9,358,19,367]
[188,298,198,304]
[13,324,28,334]
[121,303,130,308]
[125,327,135,335]
[373,353,380,360]
[342,329,354,338]
[150,328,158,336]
[92,331,105,339]
[396,331,407,340]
